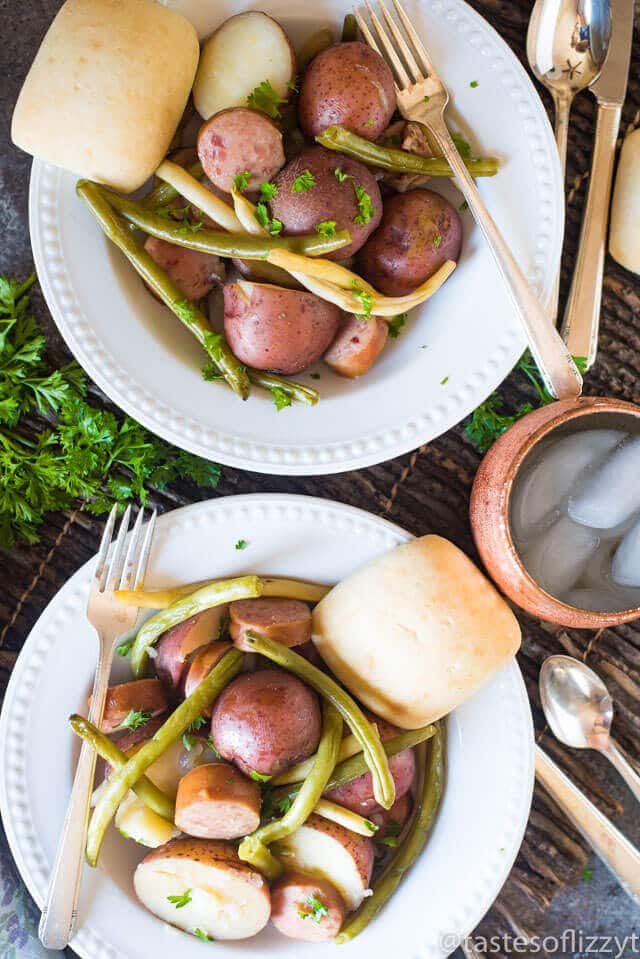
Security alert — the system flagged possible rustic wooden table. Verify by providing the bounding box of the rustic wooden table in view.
[1,1,640,955]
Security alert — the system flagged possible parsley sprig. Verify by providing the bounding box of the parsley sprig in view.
[297,894,329,925]
[167,889,192,909]
[118,709,152,732]
[291,170,315,193]
[247,79,287,119]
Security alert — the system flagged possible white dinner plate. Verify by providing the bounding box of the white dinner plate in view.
[29,0,562,476]
[0,494,534,959]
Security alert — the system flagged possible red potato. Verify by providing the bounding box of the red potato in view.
[100,680,168,733]
[223,281,341,374]
[134,837,271,940]
[274,813,374,911]
[144,236,226,302]
[323,314,388,378]
[371,792,413,839]
[175,763,261,839]
[211,668,321,778]
[271,871,346,942]
[229,598,311,651]
[155,607,227,695]
[358,189,463,296]
[325,716,416,815]
[183,641,233,714]
[197,107,285,193]
[269,145,383,260]
[298,41,395,141]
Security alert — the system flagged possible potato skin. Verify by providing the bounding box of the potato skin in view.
[210,668,322,777]
[298,42,395,141]
[271,871,345,942]
[223,281,341,374]
[269,146,382,260]
[358,189,462,296]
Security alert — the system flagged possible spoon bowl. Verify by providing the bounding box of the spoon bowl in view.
[540,654,613,751]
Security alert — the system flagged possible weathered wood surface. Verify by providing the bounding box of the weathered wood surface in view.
[1,0,640,953]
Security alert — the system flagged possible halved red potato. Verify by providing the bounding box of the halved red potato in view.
[115,791,180,848]
[271,871,346,942]
[197,108,285,193]
[193,12,296,120]
[323,315,388,378]
[371,792,413,840]
[134,837,271,940]
[274,813,374,911]
[155,607,228,695]
[144,237,226,302]
[100,680,168,733]
[229,598,311,650]
[182,641,233,713]
[175,763,261,839]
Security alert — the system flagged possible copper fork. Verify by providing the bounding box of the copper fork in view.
[39,505,157,949]
[355,0,583,401]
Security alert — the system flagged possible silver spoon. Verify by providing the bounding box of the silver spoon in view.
[526,0,611,316]
[540,655,640,802]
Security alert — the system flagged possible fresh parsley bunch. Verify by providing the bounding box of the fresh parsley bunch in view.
[0,274,221,547]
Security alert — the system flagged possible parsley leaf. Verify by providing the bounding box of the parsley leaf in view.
[203,331,224,362]
[297,894,330,925]
[259,181,278,202]
[119,709,152,731]
[334,167,351,183]
[167,889,192,909]
[270,387,292,411]
[182,714,207,751]
[433,233,443,248]
[377,817,401,846]
[353,183,375,225]
[365,117,375,127]
[235,538,248,550]
[451,132,472,158]
[247,79,286,119]
[470,80,479,88]
[116,639,134,657]
[202,363,223,382]
[581,867,593,882]
[291,170,316,193]
[440,375,449,385]
[255,204,283,236]
[249,770,272,782]
[287,76,300,92]
[194,928,214,942]
[233,171,252,192]
[315,219,337,238]
[387,313,407,338]
[351,282,373,321]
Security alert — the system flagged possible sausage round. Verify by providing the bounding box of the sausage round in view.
[197,107,285,193]
[175,763,261,839]
[323,314,388,378]
[144,236,225,302]
[210,668,321,778]
[229,598,311,651]
[100,679,168,733]
[183,641,234,714]
[271,871,346,942]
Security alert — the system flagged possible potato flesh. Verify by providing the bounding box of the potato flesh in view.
[275,825,369,911]
[115,792,179,848]
[134,855,271,939]
[193,13,294,119]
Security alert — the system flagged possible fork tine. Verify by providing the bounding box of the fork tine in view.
[133,509,157,590]
[379,0,423,82]
[94,504,117,584]
[119,508,145,591]
[103,505,132,592]
[391,0,437,77]
[364,2,411,88]
[354,8,400,93]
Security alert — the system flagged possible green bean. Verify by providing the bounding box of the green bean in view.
[69,715,175,822]
[244,632,395,810]
[239,700,342,875]
[142,160,204,210]
[100,188,351,260]
[76,181,251,400]
[248,370,319,406]
[335,725,445,943]
[298,27,335,69]
[316,125,499,177]
[86,648,243,866]
[130,575,262,678]
[341,13,358,41]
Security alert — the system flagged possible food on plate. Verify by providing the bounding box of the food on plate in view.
[134,837,271,939]
[193,11,296,120]
[155,607,228,693]
[358,189,463,296]
[298,41,395,140]
[183,641,234,710]
[229,597,312,649]
[312,535,521,728]
[270,871,346,942]
[175,763,261,838]
[197,107,285,193]
[143,237,225,302]
[11,0,198,192]
[269,145,383,260]
[99,679,168,733]
[323,314,389,378]
[210,668,322,777]
[223,281,341,374]
[115,790,180,848]
[609,128,640,275]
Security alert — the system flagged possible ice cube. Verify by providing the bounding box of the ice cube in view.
[510,429,626,543]
[612,515,640,586]
[562,588,630,613]
[569,435,640,529]
[520,516,600,597]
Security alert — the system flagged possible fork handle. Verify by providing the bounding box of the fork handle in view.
[428,119,582,400]
[38,640,112,949]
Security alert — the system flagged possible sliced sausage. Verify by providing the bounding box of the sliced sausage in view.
[155,608,227,695]
[175,763,261,839]
[323,315,388,378]
[183,641,234,714]
[229,598,311,651]
[271,871,346,942]
[144,236,226,302]
[197,107,285,193]
[100,679,168,733]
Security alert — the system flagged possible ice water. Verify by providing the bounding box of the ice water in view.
[509,424,640,612]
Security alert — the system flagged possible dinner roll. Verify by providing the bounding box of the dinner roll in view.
[312,535,521,729]
[609,129,640,276]
[11,0,199,193]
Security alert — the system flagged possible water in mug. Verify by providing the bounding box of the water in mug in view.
[510,428,640,611]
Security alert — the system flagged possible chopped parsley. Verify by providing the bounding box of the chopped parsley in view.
[259,181,278,202]
[470,80,479,88]
[315,219,337,238]
[581,867,594,882]
[202,363,223,382]
[440,375,449,385]
[298,894,330,925]
[174,299,198,325]
[249,770,272,782]
[255,203,283,236]
[206,736,222,759]
[459,200,469,212]
[351,282,374,321]
[291,170,316,192]
[364,819,378,833]
[334,167,351,183]
[287,76,300,92]
[183,714,207,750]
[203,331,224,362]
[353,183,375,225]
[116,639,134,657]
[424,95,430,102]
[118,710,152,731]
[365,117,375,127]
[377,817,401,847]
[270,386,292,411]
[247,79,286,119]
[387,313,407,338]
[310,372,321,380]
[167,889,192,909]
[433,233,443,248]
[194,928,214,942]
[232,170,252,192]
[175,218,204,237]
[235,538,248,550]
